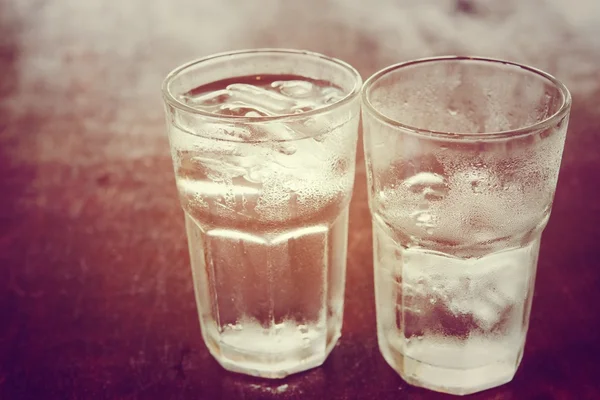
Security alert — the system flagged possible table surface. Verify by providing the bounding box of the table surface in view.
[1,0,599,399]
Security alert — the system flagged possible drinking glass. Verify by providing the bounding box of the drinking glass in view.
[361,56,571,395]
[162,49,362,378]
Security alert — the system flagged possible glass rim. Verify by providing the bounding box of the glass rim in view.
[161,48,363,124]
[361,56,572,140]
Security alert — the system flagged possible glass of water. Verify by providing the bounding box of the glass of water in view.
[162,49,362,378]
[361,57,571,395]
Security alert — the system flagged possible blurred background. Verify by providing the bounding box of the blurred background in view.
[1,0,599,142]
[2,0,599,167]
[1,0,599,398]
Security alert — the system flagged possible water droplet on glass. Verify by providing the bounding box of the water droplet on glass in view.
[471,179,484,194]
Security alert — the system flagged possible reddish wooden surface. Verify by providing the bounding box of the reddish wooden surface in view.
[1,0,599,398]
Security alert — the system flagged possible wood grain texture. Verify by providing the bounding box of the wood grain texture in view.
[1,0,599,398]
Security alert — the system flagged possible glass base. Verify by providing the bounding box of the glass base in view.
[379,334,522,395]
[204,324,340,378]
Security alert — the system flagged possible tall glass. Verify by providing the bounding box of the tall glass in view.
[162,50,362,378]
[362,57,571,395]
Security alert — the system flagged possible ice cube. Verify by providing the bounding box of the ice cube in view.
[299,111,353,143]
[402,248,475,316]
[461,247,531,330]
[244,163,270,184]
[286,116,328,142]
[296,135,329,164]
[258,123,298,155]
[180,89,231,108]
[170,124,244,159]
[271,80,316,98]
[481,248,530,304]
[177,176,259,200]
[191,156,247,181]
[227,83,298,114]
[321,86,345,104]
[470,297,503,331]
[219,101,274,117]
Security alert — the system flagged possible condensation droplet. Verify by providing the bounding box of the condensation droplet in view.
[471,179,484,193]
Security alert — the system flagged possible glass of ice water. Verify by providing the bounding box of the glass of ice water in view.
[361,57,571,395]
[161,49,362,378]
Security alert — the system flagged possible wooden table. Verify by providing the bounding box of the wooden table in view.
[1,0,599,398]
